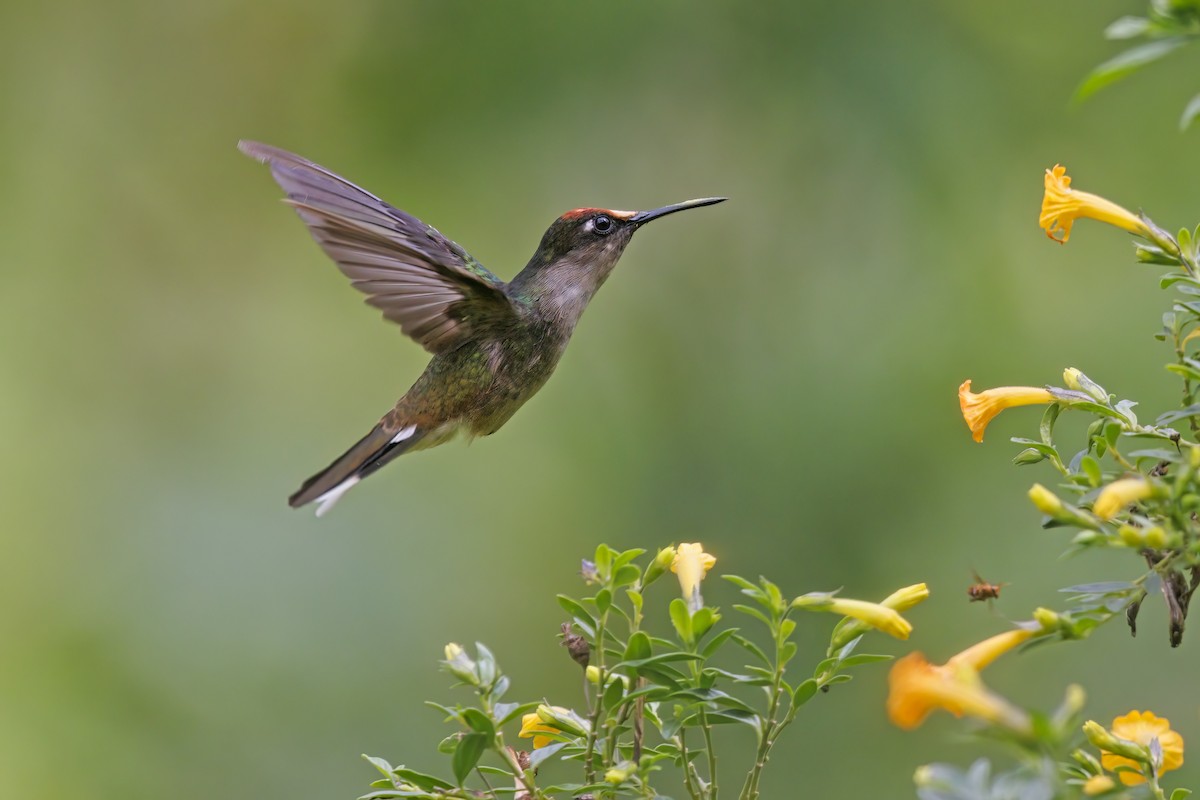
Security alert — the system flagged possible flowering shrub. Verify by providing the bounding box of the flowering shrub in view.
[359,543,925,799]
[896,166,1198,799]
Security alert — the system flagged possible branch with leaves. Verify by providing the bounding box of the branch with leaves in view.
[1077,0,1200,129]
[359,543,925,799]
[899,165,1200,799]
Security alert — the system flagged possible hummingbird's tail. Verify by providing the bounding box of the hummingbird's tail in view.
[289,422,425,515]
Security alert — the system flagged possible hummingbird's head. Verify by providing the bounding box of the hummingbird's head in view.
[516,198,726,315]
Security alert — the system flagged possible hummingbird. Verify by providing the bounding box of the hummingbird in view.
[239,141,725,515]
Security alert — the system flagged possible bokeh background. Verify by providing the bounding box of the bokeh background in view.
[3,0,1199,796]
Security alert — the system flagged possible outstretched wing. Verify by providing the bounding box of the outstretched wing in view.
[240,140,518,353]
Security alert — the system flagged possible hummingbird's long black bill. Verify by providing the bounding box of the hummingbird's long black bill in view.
[630,197,727,226]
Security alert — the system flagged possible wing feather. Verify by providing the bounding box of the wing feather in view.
[240,140,517,353]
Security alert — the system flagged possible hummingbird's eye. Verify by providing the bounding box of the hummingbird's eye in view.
[592,214,614,235]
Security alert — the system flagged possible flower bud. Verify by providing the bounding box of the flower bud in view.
[605,761,636,784]
[1033,607,1061,633]
[642,545,676,587]
[1144,526,1167,549]
[1093,478,1156,520]
[1028,483,1064,515]
[1082,775,1116,796]
[1061,368,1108,403]
[1118,524,1144,548]
[1083,721,1148,763]
[536,704,588,737]
[442,642,479,685]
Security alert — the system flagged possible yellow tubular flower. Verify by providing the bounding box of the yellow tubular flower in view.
[880,583,931,612]
[671,542,716,611]
[1101,711,1184,786]
[886,653,1031,733]
[1040,164,1150,244]
[1093,478,1156,520]
[959,380,1055,443]
[824,597,913,640]
[827,584,929,650]
[518,713,560,749]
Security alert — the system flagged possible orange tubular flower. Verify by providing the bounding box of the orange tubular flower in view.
[1100,711,1184,786]
[886,653,1030,733]
[1040,164,1150,244]
[887,627,1040,732]
[946,628,1036,672]
[959,380,1055,443]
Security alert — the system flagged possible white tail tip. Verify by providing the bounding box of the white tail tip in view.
[313,476,361,517]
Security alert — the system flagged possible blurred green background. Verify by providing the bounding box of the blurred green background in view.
[3,0,1199,796]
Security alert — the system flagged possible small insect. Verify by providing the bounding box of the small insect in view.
[967,570,1006,604]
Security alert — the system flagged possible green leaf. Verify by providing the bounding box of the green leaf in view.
[612,564,641,588]
[624,631,652,662]
[557,595,596,635]
[691,607,720,640]
[1080,455,1103,487]
[1170,788,1192,800]
[626,589,643,617]
[594,588,613,614]
[705,708,763,736]
[474,642,497,690]
[594,544,614,578]
[495,701,542,726]
[528,742,566,770]
[722,574,764,597]
[1167,362,1200,382]
[362,754,395,778]
[452,732,488,785]
[613,547,646,570]
[701,627,739,659]
[1075,38,1189,102]
[602,673,625,711]
[1105,16,1152,39]
[669,598,693,643]
[1039,403,1061,446]
[1104,422,1122,448]
[618,651,703,669]
[793,678,819,706]
[838,653,893,668]
[460,708,495,738]
[392,768,454,792]
[761,577,785,613]
[732,634,772,666]
[732,603,772,627]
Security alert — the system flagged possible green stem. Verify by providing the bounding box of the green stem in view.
[739,620,789,800]
[699,710,718,799]
[678,730,704,800]
[584,611,609,785]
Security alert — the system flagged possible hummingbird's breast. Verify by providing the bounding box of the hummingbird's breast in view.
[392,321,571,438]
